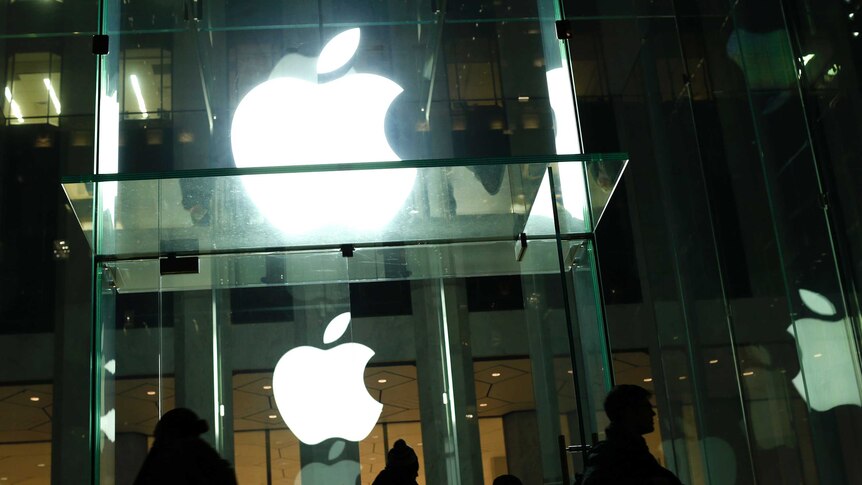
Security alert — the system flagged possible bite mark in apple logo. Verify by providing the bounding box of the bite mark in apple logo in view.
[273,312,383,445]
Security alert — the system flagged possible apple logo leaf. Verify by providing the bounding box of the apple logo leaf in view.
[328,440,346,461]
[323,312,352,344]
[317,28,360,75]
[799,288,837,317]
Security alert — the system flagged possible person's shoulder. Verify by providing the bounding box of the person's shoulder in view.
[372,469,392,485]
[585,439,625,464]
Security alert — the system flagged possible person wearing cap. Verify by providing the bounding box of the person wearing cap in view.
[134,407,238,485]
[372,439,420,485]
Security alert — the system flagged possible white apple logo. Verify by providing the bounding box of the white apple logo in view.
[786,289,862,411]
[231,28,416,234]
[273,312,383,445]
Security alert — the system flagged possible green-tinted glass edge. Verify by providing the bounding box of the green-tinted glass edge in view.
[61,153,629,184]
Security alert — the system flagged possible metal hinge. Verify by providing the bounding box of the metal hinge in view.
[555,20,573,40]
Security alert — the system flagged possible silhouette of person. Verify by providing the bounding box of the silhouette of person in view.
[580,385,683,485]
[493,474,523,485]
[134,407,237,485]
[372,439,419,485]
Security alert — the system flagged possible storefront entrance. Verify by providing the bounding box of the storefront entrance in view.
[65,157,626,485]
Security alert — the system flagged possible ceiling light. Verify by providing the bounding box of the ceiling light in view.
[146,391,156,396]
[377,378,387,384]
[30,396,40,402]
[262,385,273,390]
[491,372,501,377]
[643,378,653,383]
[517,96,529,102]
[678,376,687,380]
[129,74,148,119]
[479,403,488,407]
[43,78,61,115]
[709,359,719,364]
[814,353,823,358]
[5,86,24,123]
[36,464,45,468]
[268,414,278,419]
[743,371,755,377]
[567,370,573,374]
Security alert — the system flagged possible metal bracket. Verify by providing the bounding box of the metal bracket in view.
[555,20,573,40]
[92,35,109,55]
[515,232,528,262]
[340,244,355,258]
[160,254,200,275]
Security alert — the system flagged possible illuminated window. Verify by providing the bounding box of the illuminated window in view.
[3,52,62,126]
[120,48,172,120]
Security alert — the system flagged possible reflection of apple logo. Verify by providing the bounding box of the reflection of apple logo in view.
[293,440,360,485]
[231,28,416,233]
[273,312,383,445]
[786,289,862,411]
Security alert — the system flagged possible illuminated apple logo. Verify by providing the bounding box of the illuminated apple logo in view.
[273,312,382,445]
[231,29,416,234]
[786,289,862,411]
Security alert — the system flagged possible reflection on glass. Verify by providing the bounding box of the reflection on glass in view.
[788,289,862,411]
[0,383,53,483]
[3,53,62,126]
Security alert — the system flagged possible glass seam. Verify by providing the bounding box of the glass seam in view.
[61,153,629,184]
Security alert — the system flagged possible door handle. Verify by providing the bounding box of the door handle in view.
[566,444,591,453]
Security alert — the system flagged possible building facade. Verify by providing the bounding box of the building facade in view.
[1,0,861,484]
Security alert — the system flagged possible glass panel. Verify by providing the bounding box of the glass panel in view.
[584,158,627,231]
[97,259,169,484]
[98,0,584,176]
[96,236,608,485]
[62,156,626,258]
[727,2,862,483]
[0,2,98,483]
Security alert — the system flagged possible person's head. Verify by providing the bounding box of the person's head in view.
[386,439,419,478]
[604,384,656,435]
[153,408,209,443]
[493,474,523,485]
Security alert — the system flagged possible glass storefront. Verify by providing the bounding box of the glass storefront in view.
[2,0,862,484]
[68,155,622,485]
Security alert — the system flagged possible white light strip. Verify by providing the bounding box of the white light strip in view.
[129,74,148,119]
[5,86,24,123]
[43,78,61,115]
